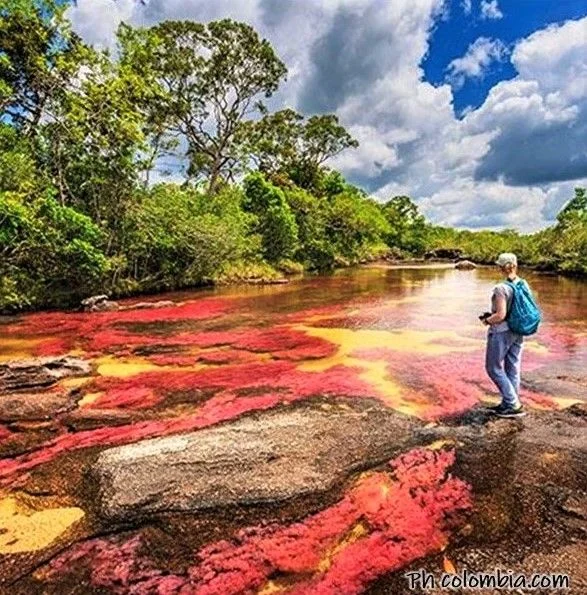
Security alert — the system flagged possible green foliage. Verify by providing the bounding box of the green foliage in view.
[120,19,287,192]
[0,192,108,310]
[243,173,298,262]
[326,192,390,262]
[116,184,254,292]
[242,109,358,192]
[212,259,281,285]
[381,195,428,255]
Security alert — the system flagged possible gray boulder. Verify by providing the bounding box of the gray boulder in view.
[93,402,416,521]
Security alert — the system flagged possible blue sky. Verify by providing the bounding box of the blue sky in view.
[67,0,587,232]
[424,0,587,114]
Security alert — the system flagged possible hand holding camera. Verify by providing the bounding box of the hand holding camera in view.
[479,312,492,325]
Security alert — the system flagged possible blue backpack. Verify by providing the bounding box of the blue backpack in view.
[505,278,541,336]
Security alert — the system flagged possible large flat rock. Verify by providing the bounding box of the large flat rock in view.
[93,402,416,521]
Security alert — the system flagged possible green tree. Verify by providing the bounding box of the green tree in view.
[381,195,428,254]
[0,0,87,135]
[242,108,358,191]
[0,191,108,310]
[120,19,287,192]
[243,173,298,262]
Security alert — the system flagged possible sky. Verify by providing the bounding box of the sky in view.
[66,0,587,232]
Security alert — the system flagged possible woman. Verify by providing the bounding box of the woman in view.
[482,253,526,418]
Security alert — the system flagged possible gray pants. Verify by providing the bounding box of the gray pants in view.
[485,330,524,408]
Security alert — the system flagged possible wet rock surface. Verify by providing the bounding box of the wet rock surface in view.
[455,259,476,270]
[1,267,585,593]
[0,391,73,422]
[93,401,417,521]
[0,357,91,394]
[523,360,587,400]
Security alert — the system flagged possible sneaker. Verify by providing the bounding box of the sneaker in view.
[494,404,526,418]
[484,403,504,412]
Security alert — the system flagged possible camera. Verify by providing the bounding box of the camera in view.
[479,312,492,321]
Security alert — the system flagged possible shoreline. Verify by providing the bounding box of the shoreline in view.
[1,259,584,318]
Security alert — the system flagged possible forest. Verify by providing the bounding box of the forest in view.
[1,0,586,311]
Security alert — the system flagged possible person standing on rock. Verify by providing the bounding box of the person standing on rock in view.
[481,253,540,418]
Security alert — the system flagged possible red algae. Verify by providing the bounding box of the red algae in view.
[44,448,471,595]
[90,387,162,410]
[4,298,233,357]
[0,391,297,483]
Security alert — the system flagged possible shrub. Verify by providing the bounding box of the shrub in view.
[0,191,109,310]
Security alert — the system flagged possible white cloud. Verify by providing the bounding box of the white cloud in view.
[446,37,508,89]
[65,2,587,232]
[462,0,472,15]
[480,0,503,20]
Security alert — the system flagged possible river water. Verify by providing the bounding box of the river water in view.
[1,265,586,592]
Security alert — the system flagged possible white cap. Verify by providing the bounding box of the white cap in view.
[495,253,517,267]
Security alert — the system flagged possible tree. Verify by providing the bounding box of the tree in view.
[242,108,358,191]
[120,19,287,192]
[558,187,587,226]
[243,173,298,262]
[0,0,87,136]
[381,195,428,254]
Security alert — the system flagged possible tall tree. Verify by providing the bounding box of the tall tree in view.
[0,0,87,136]
[119,19,287,192]
[241,108,358,190]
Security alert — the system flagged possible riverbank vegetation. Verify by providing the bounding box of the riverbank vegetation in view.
[1,1,586,311]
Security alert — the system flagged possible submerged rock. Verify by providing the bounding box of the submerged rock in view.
[93,402,416,521]
[0,357,91,394]
[455,260,477,270]
[122,300,176,310]
[523,361,587,400]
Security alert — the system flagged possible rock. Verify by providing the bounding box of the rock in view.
[455,260,476,270]
[93,402,416,521]
[0,392,73,422]
[424,248,463,261]
[63,408,140,431]
[245,278,289,285]
[0,357,91,394]
[523,361,587,400]
[560,494,587,520]
[81,295,119,312]
[120,300,176,311]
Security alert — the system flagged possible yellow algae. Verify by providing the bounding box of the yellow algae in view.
[95,355,208,378]
[96,355,167,377]
[551,396,583,408]
[524,341,550,355]
[77,392,104,407]
[427,439,458,451]
[0,338,43,362]
[296,325,480,360]
[317,522,369,573]
[60,376,92,390]
[0,496,84,554]
[258,581,288,595]
[530,396,582,411]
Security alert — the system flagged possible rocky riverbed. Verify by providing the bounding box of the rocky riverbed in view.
[0,266,585,594]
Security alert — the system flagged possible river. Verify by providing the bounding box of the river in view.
[1,265,586,593]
